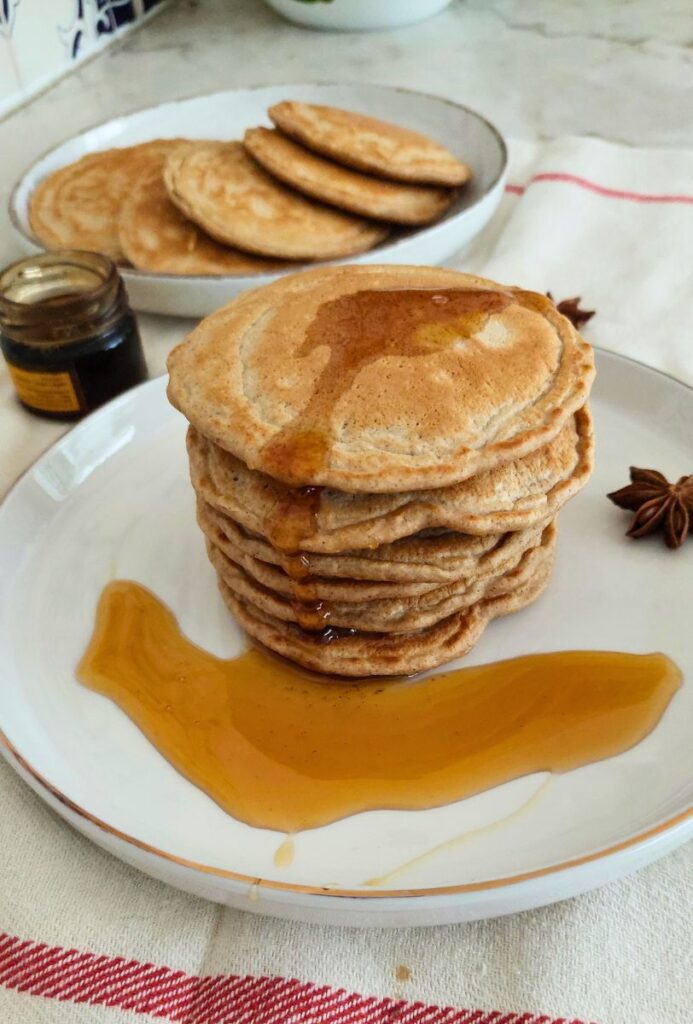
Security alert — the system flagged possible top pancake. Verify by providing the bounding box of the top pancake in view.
[168,265,595,493]
[269,101,471,187]
[29,140,184,262]
[163,141,389,261]
[244,127,455,225]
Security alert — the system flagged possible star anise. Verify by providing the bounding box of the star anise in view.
[607,467,693,549]
[546,293,595,329]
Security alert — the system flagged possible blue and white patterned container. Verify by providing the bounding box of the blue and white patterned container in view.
[0,0,165,118]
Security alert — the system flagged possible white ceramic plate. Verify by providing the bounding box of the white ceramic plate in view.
[0,350,691,928]
[8,83,507,318]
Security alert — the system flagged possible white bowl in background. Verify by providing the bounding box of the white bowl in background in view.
[9,83,507,318]
[263,0,453,32]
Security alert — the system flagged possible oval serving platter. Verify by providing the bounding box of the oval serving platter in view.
[9,83,507,318]
[0,349,691,928]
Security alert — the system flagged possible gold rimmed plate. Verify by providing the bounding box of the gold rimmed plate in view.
[0,349,690,926]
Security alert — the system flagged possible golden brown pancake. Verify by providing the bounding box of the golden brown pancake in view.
[163,142,389,261]
[269,101,472,187]
[29,140,185,262]
[244,127,454,225]
[118,168,287,275]
[168,265,595,493]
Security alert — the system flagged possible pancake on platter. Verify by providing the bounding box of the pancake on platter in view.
[268,100,472,187]
[29,139,187,262]
[169,265,595,494]
[244,126,455,225]
[163,141,389,261]
[118,168,289,275]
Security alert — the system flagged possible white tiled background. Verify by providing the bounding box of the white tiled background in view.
[0,0,165,119]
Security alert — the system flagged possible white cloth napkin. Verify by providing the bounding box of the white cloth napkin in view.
[0,136,691,1024]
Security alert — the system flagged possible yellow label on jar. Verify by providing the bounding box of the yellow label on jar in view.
[6,363,81,413]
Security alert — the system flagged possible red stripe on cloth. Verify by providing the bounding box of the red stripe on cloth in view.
[505,172,693,204]
[0,933,598,1024]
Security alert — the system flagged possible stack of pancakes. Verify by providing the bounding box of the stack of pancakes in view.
[29,101,470,274]
[168,265,595,677]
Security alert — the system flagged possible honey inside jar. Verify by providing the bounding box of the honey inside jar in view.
[0,249,147,419]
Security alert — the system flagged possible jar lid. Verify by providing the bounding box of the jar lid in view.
[0,250,124,346]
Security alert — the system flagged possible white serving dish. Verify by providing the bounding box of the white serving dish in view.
[263,0,453,31]
[0,350,690,927]
[9,83,507,318]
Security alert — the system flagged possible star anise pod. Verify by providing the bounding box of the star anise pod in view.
[546,293,595,329]
[607,467,693,548]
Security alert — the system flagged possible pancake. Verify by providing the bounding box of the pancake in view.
[268,101,471,187]
[187,406,592,552]
[197,498,547,594]
[208,522,555,633]
[118,168,288,275]
[163,142,389,261]
[218,553,554,677]
[168,265,596,493]
[29,140,185,262]
[244,127,455,225]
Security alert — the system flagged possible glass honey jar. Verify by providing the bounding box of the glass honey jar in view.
[0,250,147,419]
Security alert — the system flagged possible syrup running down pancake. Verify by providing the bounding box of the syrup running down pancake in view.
[167,264,595,675]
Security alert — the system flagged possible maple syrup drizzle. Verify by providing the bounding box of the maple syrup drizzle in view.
[310,624,358,645]
[264,486,325,620]
[261,287,521,489]
[364,775,552,887]
[266,485,322,554]
[273,835,295,869]
[281,552,313,581]
[77,581,682,835]
[292,598,332,632]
